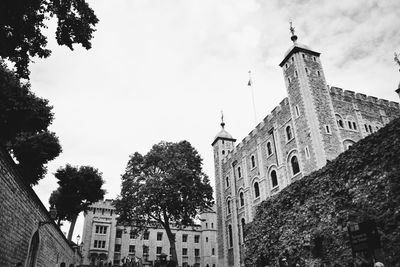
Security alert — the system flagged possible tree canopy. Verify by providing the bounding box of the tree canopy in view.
[114,141,214,265]
[0,0,98,78]
[0,61,61,185]
[50,164,105,240]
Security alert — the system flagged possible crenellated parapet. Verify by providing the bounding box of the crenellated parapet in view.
[221,97,290,165]
[329,86,400,109]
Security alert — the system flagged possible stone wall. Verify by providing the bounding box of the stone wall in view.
[245,117,400,266]
[0,148,81,266]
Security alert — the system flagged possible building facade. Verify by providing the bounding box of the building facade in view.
[81,200,218,267]
[212,33,400,267]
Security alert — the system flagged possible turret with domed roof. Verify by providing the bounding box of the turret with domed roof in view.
[211,113,236,267]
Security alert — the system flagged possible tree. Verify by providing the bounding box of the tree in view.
[0,0,98,78]
[0,61,61,185]
[49,164,105,240]
[114,141,214,266]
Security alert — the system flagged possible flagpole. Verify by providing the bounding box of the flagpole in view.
[248,70,258,125]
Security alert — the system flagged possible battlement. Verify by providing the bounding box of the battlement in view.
[329,86,400,109]
[222,97,290,165]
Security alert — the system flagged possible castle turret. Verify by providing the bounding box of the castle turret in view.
[212,115,236,267]
[279,23,342,174]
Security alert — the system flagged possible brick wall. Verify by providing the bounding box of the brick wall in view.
[0,148,81,266]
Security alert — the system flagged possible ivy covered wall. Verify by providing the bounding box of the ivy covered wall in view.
[245,118,400,266]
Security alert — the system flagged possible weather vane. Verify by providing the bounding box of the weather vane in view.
[220,110,225,128]
[289,20,295,36]
[289,20,298,43]
[395,52,400,72]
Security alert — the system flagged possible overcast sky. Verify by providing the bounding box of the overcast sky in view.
[30,0,400,240]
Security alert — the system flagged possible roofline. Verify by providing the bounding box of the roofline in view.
[279,46,321,67]
[211,137,237,146]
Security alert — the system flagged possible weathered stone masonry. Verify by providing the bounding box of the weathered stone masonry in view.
[212,38,400,267]
[0,148,81,266]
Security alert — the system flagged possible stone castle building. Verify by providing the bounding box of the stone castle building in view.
[212,31,400,267]
[81,200,218,267]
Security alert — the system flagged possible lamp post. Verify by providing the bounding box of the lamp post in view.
[39,205,57,227]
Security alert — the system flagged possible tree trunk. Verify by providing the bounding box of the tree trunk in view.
[165,224,178,267]
[67,215,78,241]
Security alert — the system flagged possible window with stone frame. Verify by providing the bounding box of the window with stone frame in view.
[182,248,188,256]
[251,155,256,168]
[253,182,260,198]
[115,244,121,253]
[129,245,135,253]
[227,199,231,214]
[286,125,293,141]
[194,235,200,243]
[267,141,273,156]
[336,114,344,128]
[182,234,188,242]
[157,232,163,241]
[156,247,162,255]
[116,229,122,239]
[239,191,244,207]
[237,167,242,178]
[290,155,300,175]
[225,176,230,188]
[143,231,149,240]
[271,170,278,188]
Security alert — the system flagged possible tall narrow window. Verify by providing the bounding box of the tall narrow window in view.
[27,231,40,267]
[237,167,241,178]
[254,182,260,198]
[325,125,331,134]
[227,200,231,214]
[305,68,309,74]
[291,156,300,175]
[241,218,246,243]
[228,225,233,247]
[239,192,244,207]
[271,170,278,188]
[305,146,310,159]
[295,105,300,118]
[251,155,256,168]
[286,126,293,141]
[225,176,229,188]
[317,70,321,77]
[267,142,272,156]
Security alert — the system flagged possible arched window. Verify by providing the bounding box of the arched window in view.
[237,167,241,178]
[291,156,300,175]
[254,182,260,198]
[271,170,278,188]
[267,142,272,156]
[336,114,344,128]
[60,263,66,267]
[227,200,231,214]
[241,218,246,243]
[251,155,256,168]
[239,192,244,207]
[27,231,40,267]
[286,126,292,141]
[228,225,233,247]
[225,176,229,188]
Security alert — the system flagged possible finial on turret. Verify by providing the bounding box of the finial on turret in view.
[289,20,298,44]
[220,110,225,128]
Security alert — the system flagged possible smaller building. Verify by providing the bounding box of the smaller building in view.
[81,200,218,267]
